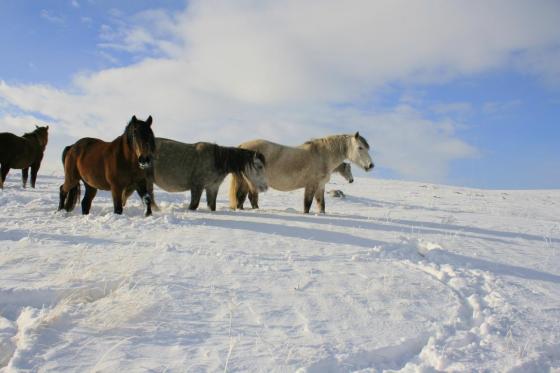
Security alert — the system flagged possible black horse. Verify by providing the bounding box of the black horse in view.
[0,125,49,189]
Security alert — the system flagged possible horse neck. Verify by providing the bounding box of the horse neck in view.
[116,134,138,165]
[22,133,45,151]
[319,135,350,169]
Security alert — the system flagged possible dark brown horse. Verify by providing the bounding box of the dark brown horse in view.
[0,125,49,189]
[58,115,155,216]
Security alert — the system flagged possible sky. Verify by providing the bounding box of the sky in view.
[0,0,559,189]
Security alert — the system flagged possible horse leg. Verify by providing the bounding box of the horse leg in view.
[58,185,67,210]
[30,163,40,188]
[236,188,248,209]
[303,186,317,214]
[0,164,10,189]
[189,186,203,210]
[111,187,124,215]
[144,176,159,211]
[22,168,29,188]
[314,186,326,214]
[121,184,136,207]
[248,191,259,209]
[135,179,153,217]
[81,182,97,215]
[204,186,219,211]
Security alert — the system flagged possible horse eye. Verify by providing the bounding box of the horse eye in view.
[358,146,363,150]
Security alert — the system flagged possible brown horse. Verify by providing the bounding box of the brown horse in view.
[58,115,155,216]
[0,125,49,189]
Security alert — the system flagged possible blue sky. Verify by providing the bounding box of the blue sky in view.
[1,1,559,189]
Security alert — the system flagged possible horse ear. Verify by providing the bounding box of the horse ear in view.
[146,115,153,126]
[46,125,49,130]
[354,131,360,139]
[131,115,137,123]
[35,125,39,129]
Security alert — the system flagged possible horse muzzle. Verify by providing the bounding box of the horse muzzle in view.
[349,178,354,183]
[364,162,374,171]
[258,184,268,193]
[138,155,153,169]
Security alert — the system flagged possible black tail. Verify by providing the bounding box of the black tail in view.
[61,145,71,165]
[59,184,80,212]
[59,145,80,212]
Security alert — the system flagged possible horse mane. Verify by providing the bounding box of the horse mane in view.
[355,134,370,149]
[302,135,349,156]
[124,120,135,147]
[213,145,265,174]
[22,126,45,138]
[124,118,155,150]
[22,126,48,148]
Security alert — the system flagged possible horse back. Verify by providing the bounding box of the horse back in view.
[153,138,215,192]
[0,132,38,168]
[240,139,323,190]
[240,139,310,171]
[70,137,116,190]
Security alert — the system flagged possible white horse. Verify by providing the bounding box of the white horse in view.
[230,132,373,213]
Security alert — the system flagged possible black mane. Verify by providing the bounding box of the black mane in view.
[357,134,370,149]
[23,126,46,139]
[125,118,155,150]
[214,145,265,174]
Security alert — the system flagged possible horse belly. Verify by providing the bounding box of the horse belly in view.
[153,167,191,192]
[81,174,111,190]
[77,155,111,190]
[0,137,32,168]
[266,160,310,191]
[154,179,190,193]
[11,158,33,169]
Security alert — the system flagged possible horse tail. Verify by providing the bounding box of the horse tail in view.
[63,183,80,212]
[60,144,80,212]
[229,172,248,210]
[61,145,72,165]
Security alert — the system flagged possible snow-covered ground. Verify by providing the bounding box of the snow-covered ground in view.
[0,172,559,372]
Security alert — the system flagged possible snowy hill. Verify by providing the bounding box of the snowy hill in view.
[1,173,559,372]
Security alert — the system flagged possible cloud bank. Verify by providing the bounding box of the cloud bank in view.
[1,0,559,181]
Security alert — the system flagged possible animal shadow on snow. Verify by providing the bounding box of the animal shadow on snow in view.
[190,216,385,248]
[0,228,115,246]
[425,248,560,284]
[219,210,513,246]
[343,195,560,244]
[208,210,560,284]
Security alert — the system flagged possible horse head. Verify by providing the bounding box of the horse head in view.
[348,132,374,172]
[127,115,155,169]
[33,125,49,149]
[23,125,49,149]
[337,162,354,183]
[242,151,268,193]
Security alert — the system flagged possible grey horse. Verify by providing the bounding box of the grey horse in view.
[230,133,373,213]
[134,138,268,211]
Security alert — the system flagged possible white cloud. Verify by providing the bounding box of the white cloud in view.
[431,102,473,117]
[3,0,560,180]
[40,9,65,24]
[483,100,522,115]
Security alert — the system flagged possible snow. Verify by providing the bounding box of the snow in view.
[1,172,559,372]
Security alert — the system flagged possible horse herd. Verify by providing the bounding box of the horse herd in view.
[0,116,374,216]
